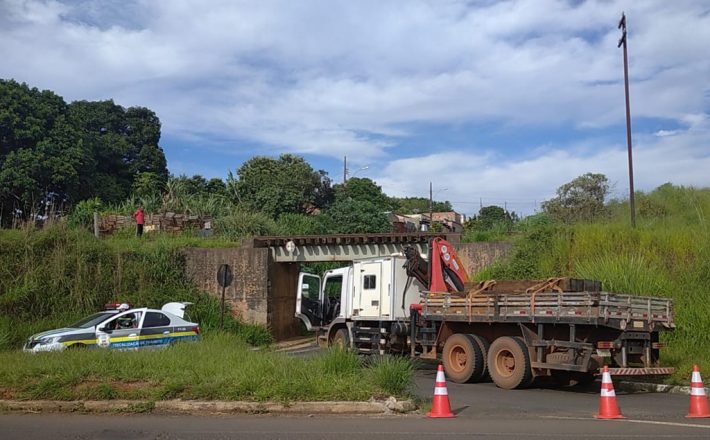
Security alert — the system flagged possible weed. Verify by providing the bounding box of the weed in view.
[366,355,414,396]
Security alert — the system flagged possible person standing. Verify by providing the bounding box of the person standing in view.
[133,206,145,237]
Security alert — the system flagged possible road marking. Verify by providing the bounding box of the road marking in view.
[543,416,710,430]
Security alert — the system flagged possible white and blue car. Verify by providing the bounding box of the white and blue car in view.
[23,302,200,352]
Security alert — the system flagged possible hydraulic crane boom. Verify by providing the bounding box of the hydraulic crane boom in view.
[403,238,468,293]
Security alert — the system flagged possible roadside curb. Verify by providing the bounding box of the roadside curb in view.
[0,397,417,415]
[616,380,710,395]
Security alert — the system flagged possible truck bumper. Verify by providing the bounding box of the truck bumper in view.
[605,367,674,376]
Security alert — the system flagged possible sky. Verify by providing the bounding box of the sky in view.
[1,0,709,216]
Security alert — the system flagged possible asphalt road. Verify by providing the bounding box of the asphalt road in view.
[4,344,709,439]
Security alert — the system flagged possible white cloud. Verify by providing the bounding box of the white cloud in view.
[375,116,710,216]
[1,0,708,207]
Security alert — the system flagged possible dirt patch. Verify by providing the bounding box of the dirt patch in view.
[0,387,16,399]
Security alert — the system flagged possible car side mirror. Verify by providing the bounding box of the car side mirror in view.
[98,326,109,332]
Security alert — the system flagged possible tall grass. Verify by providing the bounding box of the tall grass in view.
[481,184,710,383]
[0,333,413,401]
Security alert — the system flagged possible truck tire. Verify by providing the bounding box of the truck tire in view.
[442,333,484,383]
[468,334,490,381]
[331,328,350,349]
[488,336,533,389]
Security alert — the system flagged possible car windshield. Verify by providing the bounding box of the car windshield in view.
[69,312,116,329]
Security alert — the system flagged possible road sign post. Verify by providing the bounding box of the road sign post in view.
[217,264,233,329]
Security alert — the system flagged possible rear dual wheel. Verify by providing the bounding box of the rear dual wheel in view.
[487,336,533,390]
[442,333,489,383]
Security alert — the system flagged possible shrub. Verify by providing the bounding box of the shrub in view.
[67,197,104,229]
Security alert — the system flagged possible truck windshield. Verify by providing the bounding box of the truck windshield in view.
[69,312,116,329]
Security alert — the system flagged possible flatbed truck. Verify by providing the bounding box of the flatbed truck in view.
[295,241,674,389]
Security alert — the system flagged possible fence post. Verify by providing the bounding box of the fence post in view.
[93,212,100,238]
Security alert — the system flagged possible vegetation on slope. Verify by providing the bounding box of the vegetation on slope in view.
[0,224,270,350]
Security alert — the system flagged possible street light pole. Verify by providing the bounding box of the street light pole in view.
[618,12,636,228]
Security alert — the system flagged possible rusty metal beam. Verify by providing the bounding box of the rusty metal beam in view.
[252,232,459,249]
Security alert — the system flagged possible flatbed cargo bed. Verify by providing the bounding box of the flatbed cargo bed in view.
[421,290,674,332]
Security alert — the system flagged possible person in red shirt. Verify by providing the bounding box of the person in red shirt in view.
[133,206,145,237]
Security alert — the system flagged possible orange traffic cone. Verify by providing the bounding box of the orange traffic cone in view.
[427,364,455,418]
[595,365,624,419]
[687,365,710,418]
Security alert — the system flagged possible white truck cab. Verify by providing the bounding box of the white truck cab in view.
[295,255,426,348]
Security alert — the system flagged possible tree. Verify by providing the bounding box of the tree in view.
[390,196,452,214]
[464,205,518,233]
[325,177,392,233]
[232,154,333,218]
[68,100,167,203]
[326,199,392,233]
[542,173,610,223]
[0,80,168,225]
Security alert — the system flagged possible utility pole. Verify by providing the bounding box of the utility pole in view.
[618,12,636,228]
[429,181,433,231]
[343,156,347,183]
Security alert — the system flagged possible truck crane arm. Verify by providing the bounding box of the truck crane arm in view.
[403,237,469,293]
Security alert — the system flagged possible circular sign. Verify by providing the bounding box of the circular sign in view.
[285,240,296,253]
[217,264,233,288]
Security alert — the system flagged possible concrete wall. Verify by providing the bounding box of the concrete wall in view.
[183,247,269,325]
[455,242,514,276]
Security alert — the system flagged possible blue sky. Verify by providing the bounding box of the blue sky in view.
[1,0,709,216]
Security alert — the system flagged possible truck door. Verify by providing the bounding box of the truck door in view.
[296,273,322,331]
[322,274,344,325]
[358,261,383,317]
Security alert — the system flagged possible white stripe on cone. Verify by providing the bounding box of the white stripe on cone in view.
[692,371,702,383]
[434,387,448,396]
[601,388,616,397]
[691,387,706,396]
[436,370,446,382]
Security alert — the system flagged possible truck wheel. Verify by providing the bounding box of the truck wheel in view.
[468,334,490,381]
[488,336,533,389]
[442,333,484,383]
[331,328,350,349]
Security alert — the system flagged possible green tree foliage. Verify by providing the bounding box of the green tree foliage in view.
[542,173,609,223]
[232,154,334,218]
[326,178,392,233]
[168,174,227,198]
[463,205,519,242]
[465,205,518,230]
[0,79,168,224]
[390,196,452,214]
[68,100,167,203]
[276,213,330,235]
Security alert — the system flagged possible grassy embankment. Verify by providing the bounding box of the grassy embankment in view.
[0,224,415,401]
[0,333,413,401]
[477,184,710,384]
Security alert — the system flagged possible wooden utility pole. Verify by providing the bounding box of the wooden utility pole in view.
[429,181,433,230]
[343,156,347,183]
[618,12,636,227]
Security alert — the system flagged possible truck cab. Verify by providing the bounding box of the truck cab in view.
[295,256,426,349]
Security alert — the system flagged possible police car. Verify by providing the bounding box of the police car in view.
[23,302,200,352]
